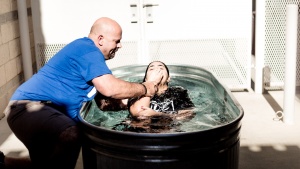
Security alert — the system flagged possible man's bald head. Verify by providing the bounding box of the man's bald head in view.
[89,17,122,36]
[88,17,122,60]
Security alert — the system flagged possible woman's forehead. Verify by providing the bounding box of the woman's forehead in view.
[149,61,164,67]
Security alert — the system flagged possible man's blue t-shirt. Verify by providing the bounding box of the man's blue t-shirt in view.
[11,37,112,121]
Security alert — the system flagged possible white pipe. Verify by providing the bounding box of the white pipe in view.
[17,0,33,80]
[137,0,150,64]
[254,0,266,94]
[283,4,298,125]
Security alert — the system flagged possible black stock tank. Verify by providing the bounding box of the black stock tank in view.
[78,65,244,169]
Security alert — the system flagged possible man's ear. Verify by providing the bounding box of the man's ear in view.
[98,35,104,46]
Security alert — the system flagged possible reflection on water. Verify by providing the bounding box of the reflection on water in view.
[83,76,240,133]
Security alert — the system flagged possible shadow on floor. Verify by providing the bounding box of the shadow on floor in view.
[239,145,300,169]
[262,91,283,113]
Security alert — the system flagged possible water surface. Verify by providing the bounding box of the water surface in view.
[83,76,240,133]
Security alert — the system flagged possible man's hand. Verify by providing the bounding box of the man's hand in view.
[142,81,158,97]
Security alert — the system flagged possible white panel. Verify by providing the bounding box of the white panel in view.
[32,0,252,90]
[32,0,139,43]
[256,0,300,90]
[145,0,252,40]
[145,0,252,90]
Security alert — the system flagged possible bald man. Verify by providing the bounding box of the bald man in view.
[2,17,162,169]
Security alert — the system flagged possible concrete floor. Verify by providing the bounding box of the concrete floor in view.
[235,90,300,169]
[1,89,300,169]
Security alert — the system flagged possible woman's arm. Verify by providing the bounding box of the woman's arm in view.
[174,109,195,121]
[94,92,128,111]
[129,97,163,118]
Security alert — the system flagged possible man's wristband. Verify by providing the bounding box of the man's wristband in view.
[140,83,147,96]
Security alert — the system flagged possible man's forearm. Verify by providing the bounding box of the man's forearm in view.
[93,74,157,99]
[110,81,147,99]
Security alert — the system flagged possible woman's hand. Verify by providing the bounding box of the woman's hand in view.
[174,109,195,121]
[135,106,163,119]
[146,69,163,84]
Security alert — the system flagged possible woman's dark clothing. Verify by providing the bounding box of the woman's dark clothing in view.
[148,86,194,114]
[115,86,195,133]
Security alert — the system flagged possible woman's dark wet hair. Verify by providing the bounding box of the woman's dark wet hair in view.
[143,61,169,82]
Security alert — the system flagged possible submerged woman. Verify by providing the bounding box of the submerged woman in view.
[96,61,195,132]
[128,61,195,120]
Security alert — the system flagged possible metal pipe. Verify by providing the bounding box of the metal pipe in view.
[283,4,298,124]
[254,0,266,94]
[17,0,33,80]
[137,0,149,64]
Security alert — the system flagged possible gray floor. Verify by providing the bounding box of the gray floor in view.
[1,89,300,169]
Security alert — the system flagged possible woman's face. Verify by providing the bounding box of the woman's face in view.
[145,61,170,84]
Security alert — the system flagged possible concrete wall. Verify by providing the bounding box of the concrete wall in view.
[0,0,35,117]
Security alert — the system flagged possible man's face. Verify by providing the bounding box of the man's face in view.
[100,29,122,60]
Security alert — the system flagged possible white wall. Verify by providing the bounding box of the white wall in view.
[31,0,140,43]
[31,0,252,90]
[32,0,251,43]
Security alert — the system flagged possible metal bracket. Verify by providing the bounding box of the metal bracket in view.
[130,4,138,23]
[143,4,159,23]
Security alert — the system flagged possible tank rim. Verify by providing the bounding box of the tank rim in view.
[78,64,244,137]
